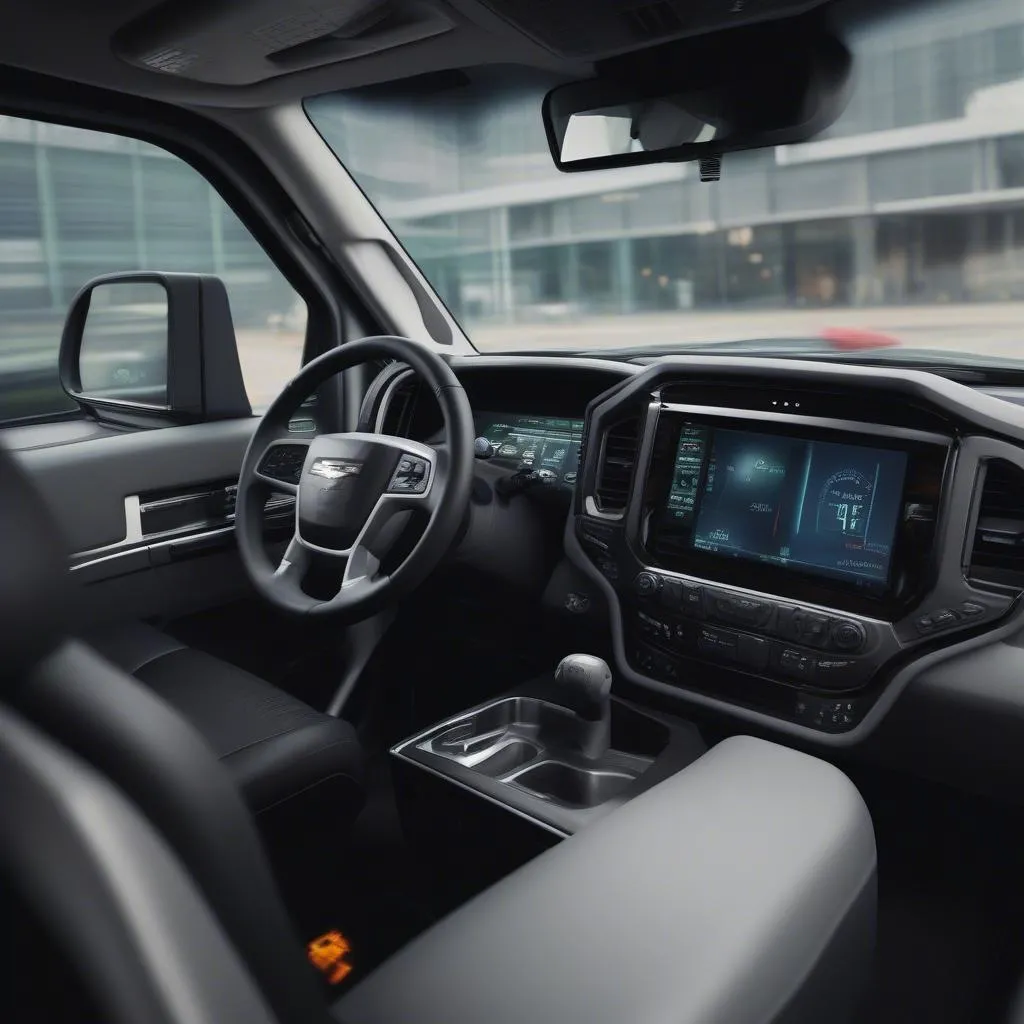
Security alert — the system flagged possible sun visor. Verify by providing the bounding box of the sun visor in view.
[113,0,455,85]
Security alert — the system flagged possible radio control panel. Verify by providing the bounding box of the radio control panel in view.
[575,511,1011,734]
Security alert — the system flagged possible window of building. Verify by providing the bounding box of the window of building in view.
[999,135,1024,189]
[0,116,306,423]
[509,203,554,243]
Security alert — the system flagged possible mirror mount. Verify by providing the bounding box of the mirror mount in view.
[60,271,252,428]
[542,13,852,173]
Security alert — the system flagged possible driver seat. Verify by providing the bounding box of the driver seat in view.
[80,619,364,822]
[0,444,365,941]
[0,442,335,1024]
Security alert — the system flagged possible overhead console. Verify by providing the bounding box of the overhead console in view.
[568,360,1024,743]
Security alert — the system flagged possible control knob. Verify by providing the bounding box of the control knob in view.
[831,619,867,652]
[473,436,494,459]
[634,572,662,598]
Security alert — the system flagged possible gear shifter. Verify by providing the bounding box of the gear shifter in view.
[553,654,613,760]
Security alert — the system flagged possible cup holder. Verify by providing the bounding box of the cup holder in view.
[473,740,540,777]
[508,761,636,808]
[410,695,656,813]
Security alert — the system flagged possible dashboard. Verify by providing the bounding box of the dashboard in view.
[370,354,1024,749]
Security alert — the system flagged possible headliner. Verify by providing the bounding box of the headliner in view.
[0,0,844,111]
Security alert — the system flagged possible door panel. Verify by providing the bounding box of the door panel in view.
[15,419,257,554]
[10,418,296,627]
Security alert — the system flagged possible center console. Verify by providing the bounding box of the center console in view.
[392,654,705,838]
[570,365,1019,739]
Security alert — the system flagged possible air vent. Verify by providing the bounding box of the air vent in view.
[626,1,683,39]
[595,416,640,514]
[968,459,1024,589]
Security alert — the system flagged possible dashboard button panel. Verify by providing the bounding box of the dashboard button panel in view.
[778,648,816,681]
[574,507,1013,733]
[619,561,890,697]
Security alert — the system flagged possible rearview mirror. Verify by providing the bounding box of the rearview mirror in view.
[60,272,252,427]
[542,17,852,172]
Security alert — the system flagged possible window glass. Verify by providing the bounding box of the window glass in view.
[0,116,306,423]
[307,0,1024,360]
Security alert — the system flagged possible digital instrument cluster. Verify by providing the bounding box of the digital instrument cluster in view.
[475,413,583,488]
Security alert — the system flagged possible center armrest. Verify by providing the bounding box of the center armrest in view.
[335,735,876,1024]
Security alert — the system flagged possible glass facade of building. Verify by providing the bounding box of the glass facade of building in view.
[309,0,1024,340]
[0,119,298,321]
[0,118,303,418]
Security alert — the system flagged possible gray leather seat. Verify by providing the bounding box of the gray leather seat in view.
[0,444,331,1024]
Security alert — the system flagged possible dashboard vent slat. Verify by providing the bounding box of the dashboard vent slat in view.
[968,459,1024,590]
[594,415,640,514]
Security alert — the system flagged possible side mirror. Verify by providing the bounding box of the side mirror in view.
[60,272,252,426]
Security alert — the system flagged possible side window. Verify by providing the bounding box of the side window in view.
[0,116,306,422]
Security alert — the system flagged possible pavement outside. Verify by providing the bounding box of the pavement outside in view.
[5,303,1024,419]
[470,302,1024,357]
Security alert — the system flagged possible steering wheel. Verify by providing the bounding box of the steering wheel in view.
[235,336,473,618]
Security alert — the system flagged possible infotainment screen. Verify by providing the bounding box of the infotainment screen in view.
[476,414,583,487]
[665,425,908,585]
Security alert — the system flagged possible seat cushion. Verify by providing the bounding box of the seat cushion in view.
[84,621,363,814]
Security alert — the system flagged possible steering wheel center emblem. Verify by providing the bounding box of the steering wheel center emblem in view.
[309,458,363,481]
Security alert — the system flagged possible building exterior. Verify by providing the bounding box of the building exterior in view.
[2,0,1024,348]
[313,0,1024,331]
[0,118,298,329]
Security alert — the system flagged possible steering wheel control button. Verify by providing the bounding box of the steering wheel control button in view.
[389,455,429,494]
[831,620,866,652]
[634,571,661,598]
[960,601,985,618]
[257,443,307,485]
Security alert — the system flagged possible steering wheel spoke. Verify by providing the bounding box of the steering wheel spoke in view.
[253,438,312,496]
[274,534,312,584]
[340,493,424,589]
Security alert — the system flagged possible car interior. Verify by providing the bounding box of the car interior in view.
[5,0,1024,1021]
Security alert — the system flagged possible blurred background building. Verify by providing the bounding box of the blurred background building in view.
[3,0,1024,417]
[312,0,1024,331]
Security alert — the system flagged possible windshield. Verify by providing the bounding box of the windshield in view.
[306,0,1024,365]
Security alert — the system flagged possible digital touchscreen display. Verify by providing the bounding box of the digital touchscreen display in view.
[665,425,908,585]
[476,414,583,487]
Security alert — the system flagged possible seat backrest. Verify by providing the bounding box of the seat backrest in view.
[0,446,328,1024]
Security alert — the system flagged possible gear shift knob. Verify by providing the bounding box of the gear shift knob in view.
[554,654,612,722]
